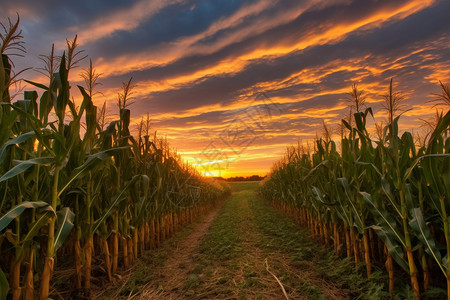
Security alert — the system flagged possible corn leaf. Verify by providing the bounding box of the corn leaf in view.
[371,225,409,272]
[91,175,148,235]
[0,131,35,164]
[17,209,54,261]
[409,207,446,275]
[0,201,54,231]
[360,191,405,247]
[380,177,402,217]
[311,186,336,205]
[337,177,363,233]
[0,267,8,300]
[0,157,55,183]
[53,207,75,254]
[58,147,129,197]
[24,79,49,91]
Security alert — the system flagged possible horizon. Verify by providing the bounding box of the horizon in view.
[3,0,450,177]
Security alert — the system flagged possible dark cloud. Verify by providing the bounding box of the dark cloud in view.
[87,0,248,59]
[125,0,449,116]
[100,0,431,79]
[3,0,449,174]
[5,0,138,29]
[3,0,140,71]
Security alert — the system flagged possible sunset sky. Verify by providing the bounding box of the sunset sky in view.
[3,0,450,177]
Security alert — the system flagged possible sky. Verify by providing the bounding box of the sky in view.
[2,0,450,177]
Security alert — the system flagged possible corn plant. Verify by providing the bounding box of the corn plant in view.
[260,81,450,299]
[0,17,230,300]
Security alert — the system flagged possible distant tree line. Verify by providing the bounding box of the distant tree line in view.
[216,175,265,182]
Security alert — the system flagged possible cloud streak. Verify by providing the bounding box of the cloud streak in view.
[4,0,450,176]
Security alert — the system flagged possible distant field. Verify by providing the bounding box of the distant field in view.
[228,181,260,192]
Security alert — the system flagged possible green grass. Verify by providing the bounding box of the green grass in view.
[188,182,334,298]
[187,182,260,297]
[103,181,444,299]
[228,181,260,193]
[250,196,391,299]
[198,193,245,261]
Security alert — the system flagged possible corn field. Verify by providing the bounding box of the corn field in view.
[0,18,230,299]
[260,81,450,299]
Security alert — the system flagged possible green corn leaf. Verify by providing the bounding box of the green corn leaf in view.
[391,116,400,138]
[371,225,409,272]
[120,108,131,135]
[0,131,35,164]
[17,209,54,261]
[24,79,49,91]
[364,107,374,119]
[53,207,75,254]
[141,174,150,199]
[67,96,78,119]
[360,191,405,247]
[423,186,443,218]
[409,207,445,275]
[7,103,56,156]
[311,186,336,205]
[354,112,364,132]
[58,146,129,197]
[427,110,450,150]
[404,154,450,184]
[38,90,54,121]
[0,201,54,231]
[0,54,5,97]
[355,161,382,176]
[404,184,416,213]
[67,85,91,128]
[54,55,70,123]
[443,158,450,201]
[380,177,402,217]
[304,160,329,180]
[337,177,363,233]
[422,156,444,198]
[334,190,352,226]
[91,175,148,235]
[0,157,55,183]
[0,108,18,144]
[0,267,8,300]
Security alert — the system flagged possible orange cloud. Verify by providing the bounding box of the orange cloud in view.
[16,0,445,178]
[58,0,182,47]
[92,0,435,81]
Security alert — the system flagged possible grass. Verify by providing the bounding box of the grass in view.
[250,192,449,299]
[197,194,244,261]
[187,182,263,298]
[96,221,199,299]
[117,252,167,297]
[99,181,447,299]
[249,196,388,298]
[187,182,345,298]
[196,182,391,299]
[228,181,260,193]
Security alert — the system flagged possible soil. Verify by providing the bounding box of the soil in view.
[96,182,353,299]
[136,204,223,299]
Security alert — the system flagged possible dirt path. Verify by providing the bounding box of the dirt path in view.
[180,186,295,299]
[178,183,348,300]
[136,204,224,299]
[110,182,379,299]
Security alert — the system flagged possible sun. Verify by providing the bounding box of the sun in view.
[200,169,222,177]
